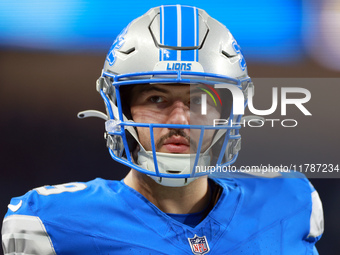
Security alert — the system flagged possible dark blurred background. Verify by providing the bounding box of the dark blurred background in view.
[1,0,339,254]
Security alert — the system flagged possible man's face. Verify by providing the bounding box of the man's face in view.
[130,83,221,154]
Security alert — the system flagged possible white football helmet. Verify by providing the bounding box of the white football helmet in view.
[79,5,253,187]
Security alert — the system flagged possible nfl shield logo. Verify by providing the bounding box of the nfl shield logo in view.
[188,235,210,254]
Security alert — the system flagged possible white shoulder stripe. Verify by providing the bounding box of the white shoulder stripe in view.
[308,190,324,238]
[8,200,23,212]
[176,4,181,61]
[2,215,56,255]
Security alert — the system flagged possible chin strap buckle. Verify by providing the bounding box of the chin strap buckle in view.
[104,119,124,157]
[227,137,241,161]
[104,132,123,157]
[105,119,122,132]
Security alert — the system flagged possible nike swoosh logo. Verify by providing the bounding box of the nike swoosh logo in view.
[8,200,23,212]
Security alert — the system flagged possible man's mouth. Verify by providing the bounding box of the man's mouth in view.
[162,136,190,153]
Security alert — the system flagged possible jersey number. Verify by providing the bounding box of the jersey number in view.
[34,183,87,196]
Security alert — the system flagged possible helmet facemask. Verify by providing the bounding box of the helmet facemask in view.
[100,71,250,187]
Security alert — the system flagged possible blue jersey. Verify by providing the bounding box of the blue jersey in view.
[2,174,323,254]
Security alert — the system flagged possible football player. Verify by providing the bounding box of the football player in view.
[2,5,323,254]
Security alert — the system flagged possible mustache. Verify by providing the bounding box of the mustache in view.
[156,129,197,151]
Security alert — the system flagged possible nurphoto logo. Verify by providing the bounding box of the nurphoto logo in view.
[200,84,311,127]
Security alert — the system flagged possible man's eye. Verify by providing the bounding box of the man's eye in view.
[191,96,202,105]
[149,96,164,103]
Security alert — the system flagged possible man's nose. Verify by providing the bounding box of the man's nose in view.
[166,100,190,125]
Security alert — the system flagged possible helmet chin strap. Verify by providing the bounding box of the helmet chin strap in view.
[137,150,211,187]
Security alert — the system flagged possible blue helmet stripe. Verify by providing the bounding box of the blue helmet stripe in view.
[181,6,196,61]
[163,6,177,47]
[181,6,195,47]
[160,5,177,61]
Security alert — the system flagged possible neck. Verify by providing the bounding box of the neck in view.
[124,169,210,214]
